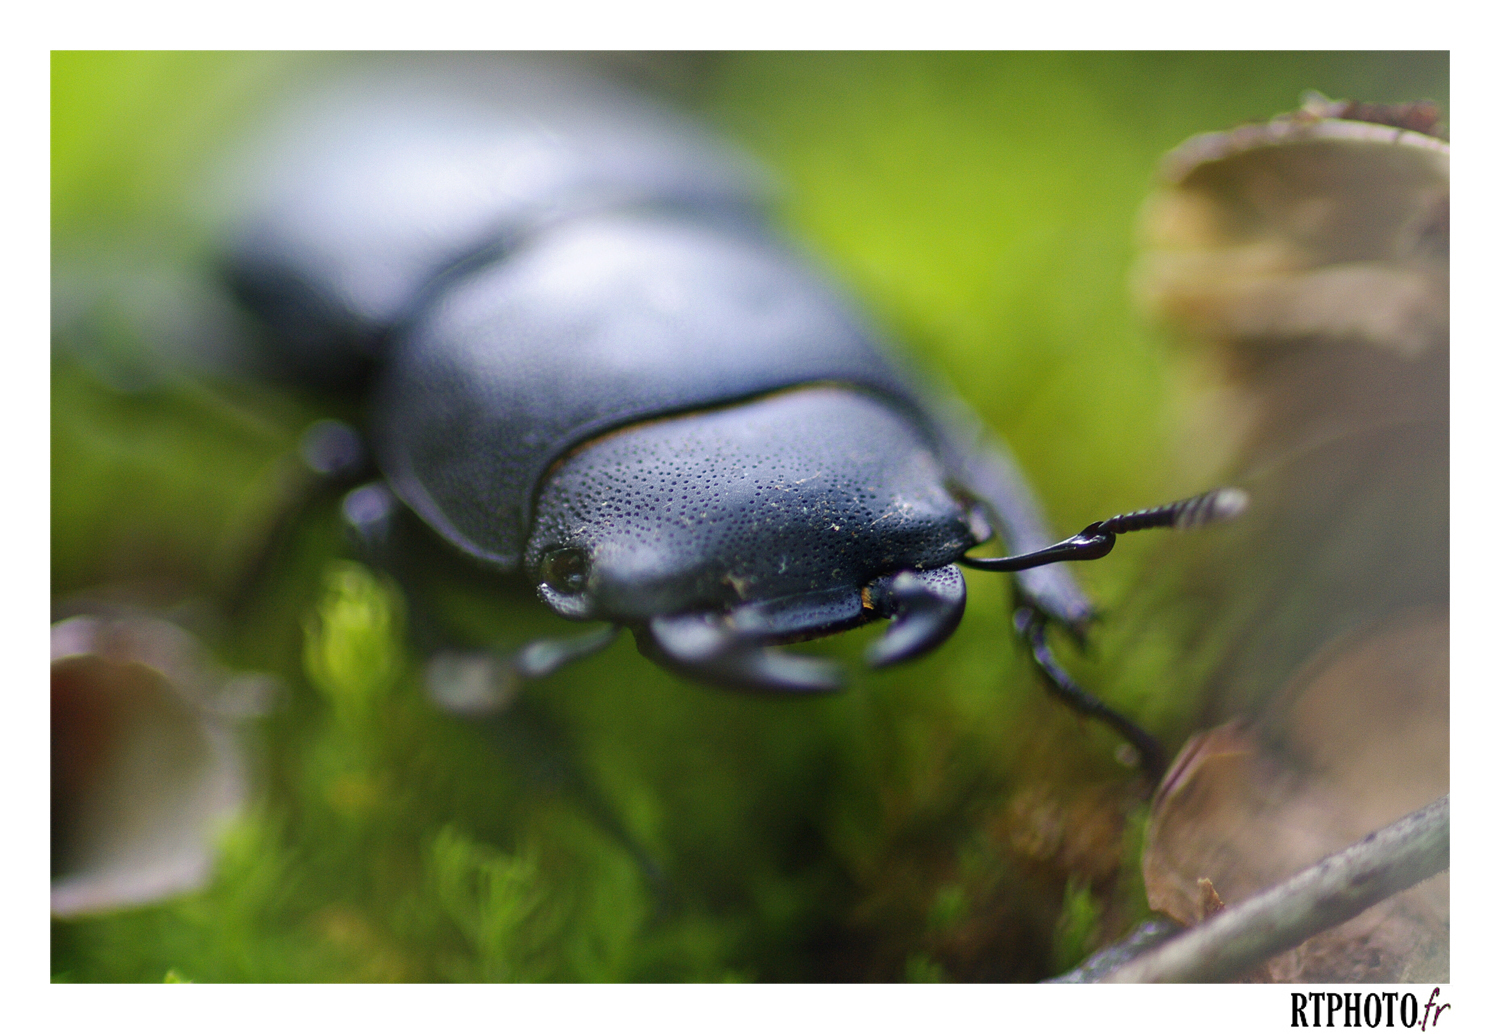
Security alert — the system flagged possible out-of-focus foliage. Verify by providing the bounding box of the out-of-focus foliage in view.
[52,52,1447,982]
[1142,612,1450,982]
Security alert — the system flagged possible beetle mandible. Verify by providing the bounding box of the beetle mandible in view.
[219,59,1241,773]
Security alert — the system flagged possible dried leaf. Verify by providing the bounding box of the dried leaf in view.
[1112,95,1449,985]
[1142,610,1448,981]
[51,614,251,917]
[1197,878,1225,920]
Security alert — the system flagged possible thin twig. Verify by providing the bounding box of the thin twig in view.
[1101,794,1449,983]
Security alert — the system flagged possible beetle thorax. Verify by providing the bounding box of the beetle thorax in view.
[523,387,983,629]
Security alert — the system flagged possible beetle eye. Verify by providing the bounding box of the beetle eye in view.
[539,546,591,595]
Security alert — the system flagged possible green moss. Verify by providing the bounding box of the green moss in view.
[1051,878,1105,974]
[303,562,406,726]
[52,51,1447,983]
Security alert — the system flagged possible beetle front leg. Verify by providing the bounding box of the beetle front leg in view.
[1014,606,1167,783]
[425,625,622,716]
[335,478,663,899]
[938,417,1159,777]
[957,484,1247,783]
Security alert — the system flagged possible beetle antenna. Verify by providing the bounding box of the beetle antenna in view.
[1096,486,1248,535]
[958,488,1246,573]
[1015,607,1167,783]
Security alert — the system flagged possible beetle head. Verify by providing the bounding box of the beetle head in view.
[523,387,986,690]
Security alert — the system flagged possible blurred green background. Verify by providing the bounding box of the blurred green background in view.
[51,51,1447,982]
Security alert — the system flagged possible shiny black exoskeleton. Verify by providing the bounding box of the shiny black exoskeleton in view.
[220,59,1239,761]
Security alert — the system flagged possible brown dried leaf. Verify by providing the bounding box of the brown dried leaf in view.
[1197,877,1225,920]
[1122,94,1449,986]
[1142,610,1449,982]
[1143,721,1282,924]
[51,614,250,917]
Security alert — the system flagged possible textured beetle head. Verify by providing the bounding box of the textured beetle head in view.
[523,387,987,689]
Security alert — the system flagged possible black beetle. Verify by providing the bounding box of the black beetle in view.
[217,59,1240,766]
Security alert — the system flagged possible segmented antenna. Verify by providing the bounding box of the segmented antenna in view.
[963,488,1247,783]
[1096,487,1248,536]
[959,487,1247,573]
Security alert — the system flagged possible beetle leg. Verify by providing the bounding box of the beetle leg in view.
[936,401,1097,637]
[956,490,1244,782]
[336,477,464,660]
[300,418,369,481]
[864,565,968,668]
[643,613,844,694]
[222,419,372,617]
[425,625,621,717]
[514,624,622,679]
[341,480,400,560]
[1015,606,1167,783]
[423,630,672,908]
